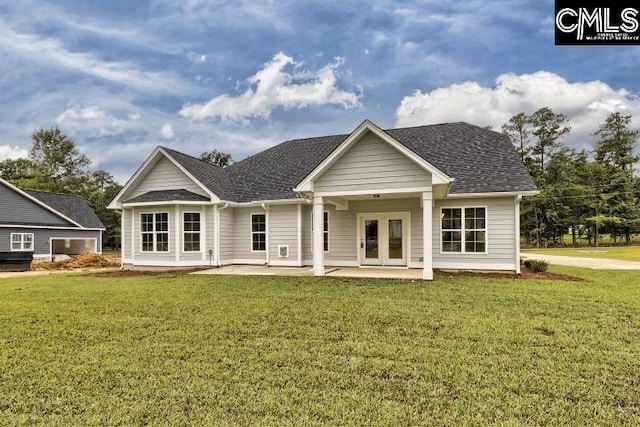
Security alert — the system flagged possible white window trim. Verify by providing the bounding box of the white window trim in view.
[140,212,170,253]
[311,210,330,253]
[10,233,34,252]
[182,211,202,253]
[250,213,267,253]
[440,206,488,255]
[323,210,329,253]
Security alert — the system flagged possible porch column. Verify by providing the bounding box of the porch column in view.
[312,195,325,276]
[422,190,433,280]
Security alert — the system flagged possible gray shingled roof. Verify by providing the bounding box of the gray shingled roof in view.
[25,189,106,229]
[125,189,210,204]
[163,122,536,203]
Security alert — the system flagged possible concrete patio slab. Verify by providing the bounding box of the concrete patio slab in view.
[191,265,424,279]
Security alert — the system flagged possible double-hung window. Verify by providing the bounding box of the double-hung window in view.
[183,212,201,252]
[251,214,266,251]
[10,233,34,251]
[441,207,486,253]
[141,213,169,252]
[323,211,329,252]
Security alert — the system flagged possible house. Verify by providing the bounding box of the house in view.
[0,177,105,259]
[108,120,538,279]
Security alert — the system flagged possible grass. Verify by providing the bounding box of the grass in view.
[522,245,640,262]
[1,268,639,425]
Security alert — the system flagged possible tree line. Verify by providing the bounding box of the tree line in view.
[502,109,640,247]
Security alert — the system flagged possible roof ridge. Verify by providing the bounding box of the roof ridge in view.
[24,188,85,199]
[161,146,223,169]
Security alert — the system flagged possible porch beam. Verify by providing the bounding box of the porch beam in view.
[312,196,325,276]
[422,190,433,280]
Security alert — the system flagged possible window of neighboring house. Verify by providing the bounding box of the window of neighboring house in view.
[183,212,201,252]
[141,212,169,252]
[10,233,34,251]
[251,213,266,252]
[441,207,486,253]
[323,211,329,252]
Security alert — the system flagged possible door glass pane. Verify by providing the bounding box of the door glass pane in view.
[388,219,403,259]
[365,220,378,259]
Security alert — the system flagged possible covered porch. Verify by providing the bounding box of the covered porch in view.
[310,190,436,280]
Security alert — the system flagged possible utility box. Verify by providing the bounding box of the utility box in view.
[0,252,34,272]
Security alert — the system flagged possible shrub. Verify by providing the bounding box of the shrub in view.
[523,259,549,273]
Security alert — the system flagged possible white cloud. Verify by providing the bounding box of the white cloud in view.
[0,21,192,95]
[179,52,361,121]
[56,105,140,137]
[0,145,28,161]
[395,71,640,151]
[160,122,175,139]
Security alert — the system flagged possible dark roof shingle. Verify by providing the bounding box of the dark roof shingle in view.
[161,122,536,202]
[25,189,105,229]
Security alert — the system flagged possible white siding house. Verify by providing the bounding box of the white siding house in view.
[109,120,538,278]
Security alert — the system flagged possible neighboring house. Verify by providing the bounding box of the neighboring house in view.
[0,177,105,259]
[108,120,538,279]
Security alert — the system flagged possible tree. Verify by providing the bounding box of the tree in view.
[591,112,640,243]
[502,112,532,163]
[200,150,233,167]
[29,127,91,193]
[0,158,37,188]
[529,107,571,178]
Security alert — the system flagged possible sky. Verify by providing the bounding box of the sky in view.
[1,0,640,183]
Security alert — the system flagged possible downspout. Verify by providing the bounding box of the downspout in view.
[216,203,229,267]
[261,202,270,266]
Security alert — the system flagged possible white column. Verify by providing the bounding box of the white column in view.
[297,203,303,267]
[174,205,180,262]
[422,190,433,280]
[312,196,325,276]
[515,195,522,274]
[213,204,219,266]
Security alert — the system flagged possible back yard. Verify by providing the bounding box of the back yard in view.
[1,267,639,425]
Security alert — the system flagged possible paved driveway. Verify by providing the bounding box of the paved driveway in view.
[522,253,640,270]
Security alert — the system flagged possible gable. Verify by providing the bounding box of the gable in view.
[127,156,210,200]
[0,181,75,227]
[314,131,432,193]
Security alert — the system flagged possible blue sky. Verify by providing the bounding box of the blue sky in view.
[1,0,639,183]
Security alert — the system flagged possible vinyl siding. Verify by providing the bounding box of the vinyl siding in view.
[268,204,298,261]
[314,132,431,193]
[301,204,312,260]
[122,208,132,260]
[128,156,208,199]
[219,207,234,262]
[0,182,74,227]
[433,197,516,268]
[0,227,101,255]
[233,207,267,262]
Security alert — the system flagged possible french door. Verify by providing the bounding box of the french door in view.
[359,212,409,266]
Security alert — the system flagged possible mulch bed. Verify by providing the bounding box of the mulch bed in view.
[436,266,584,282]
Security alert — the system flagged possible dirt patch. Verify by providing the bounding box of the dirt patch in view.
[33,253,121,271]
[436,267,584,282]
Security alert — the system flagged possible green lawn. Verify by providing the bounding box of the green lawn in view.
[522,246,640,262]
[1,268,639,426]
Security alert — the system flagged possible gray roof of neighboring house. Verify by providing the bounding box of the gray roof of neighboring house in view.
[162,122,537,203]
[125,189,210,204]
[25,189,106,229]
